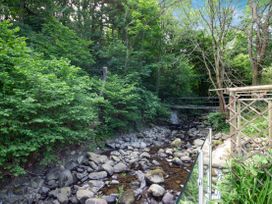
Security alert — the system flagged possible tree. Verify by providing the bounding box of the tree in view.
[177,0,236,113]
[246,0,272,85]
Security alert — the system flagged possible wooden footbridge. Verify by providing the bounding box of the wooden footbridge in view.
[165,96,226,111]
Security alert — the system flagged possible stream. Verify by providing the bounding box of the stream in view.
[0,114,208,204]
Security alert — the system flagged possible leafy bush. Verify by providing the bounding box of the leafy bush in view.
[159,55,195,98]
[262,65,272,84]
[0,21,167,177]
[220,153,272,204]
[91,74,165,134]
[28,19,94,70]
[207,112,229,132]
[0,21,98,176]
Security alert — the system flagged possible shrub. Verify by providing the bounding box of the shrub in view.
[207,112,229,132]
[220,153,272,204]
[91,74,166,134]
[0,21,98,176]
[28,19,94,70]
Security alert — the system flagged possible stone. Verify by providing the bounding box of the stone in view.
[119,189,135,204]
[165,148,173,155]
[85,198,107,204]
[162,192,175,204]
[87,152,108,164]
[111,155,121,162]
[171,138,182,148]
[193,139,204,147]
[145,169,165,184]
[103,194,118,203]
[180,155,191,162]
[46,167,61,181]
[140,152,151,158]
[59,169,74,187]
[102,163,114,176]
[88,161,99,170]
[76,189,94,204]
[49,187,71,204]
[152,160,160,166]
[39,186,50,195]
[88,171,107,180]
[65,160,78,170]
[113,162,128,173]
[172,157,183,166]
[111,180,119,184]
[148,184,165,197]
[76,172,88,180]
[88,180,105,193]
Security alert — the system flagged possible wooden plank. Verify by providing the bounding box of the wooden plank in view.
[227,85,272,93]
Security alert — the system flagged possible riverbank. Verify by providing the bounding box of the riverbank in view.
[0,117,208,204]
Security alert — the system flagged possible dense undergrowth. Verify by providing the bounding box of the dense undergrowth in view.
[220,153,272,204]
[0,21,167,178]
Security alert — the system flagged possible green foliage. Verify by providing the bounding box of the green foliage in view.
[91,74,165,134]
[28,19,94,70]
[262,65,272,84]
[243,117,268,138]
[0,21,98,176]
[159,55,195,98]
[207,112,229,132]
[219,153,272,204]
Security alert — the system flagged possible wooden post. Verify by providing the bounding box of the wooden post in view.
[237,100,241,154]
[229,91,237,154]
[269,101,272,147]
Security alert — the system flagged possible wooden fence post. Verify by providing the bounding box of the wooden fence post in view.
[269,101,272,147]
[237,100,241,154]
[229,91,237,154]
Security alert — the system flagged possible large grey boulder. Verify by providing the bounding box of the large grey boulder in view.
[88,180,105,193]
[87,152,108,164]
[85,198,107,204]
[113,162,128,173]
[148,184,165,197]
[49,187,71,204]
[88,171,107,180]
[102,163,114,176]
[145,169,165,184]
[162,192,175,204]
[76,189,94,204]
[171,138,183,148]
[118,189,135,204]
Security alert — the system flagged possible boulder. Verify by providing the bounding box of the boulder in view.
[118,189,135,204]
[140,152,151,158]
[76,189,94,204]
[193,139,203,147]
[162,192,175,204]
[148,184,165,197]
[171,138,182,148]
[88,171,107,180]
[145,168,165,184]
[103,194,117,204]
[88,180,105,193]
[172,157,183,166]
[49,187,71,204]
[87,152,108,164]
[85,198,107,204]
[113,162,128,173]
[102,163,114,176]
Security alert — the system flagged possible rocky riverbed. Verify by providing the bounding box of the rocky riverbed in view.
[0,119,208,204]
